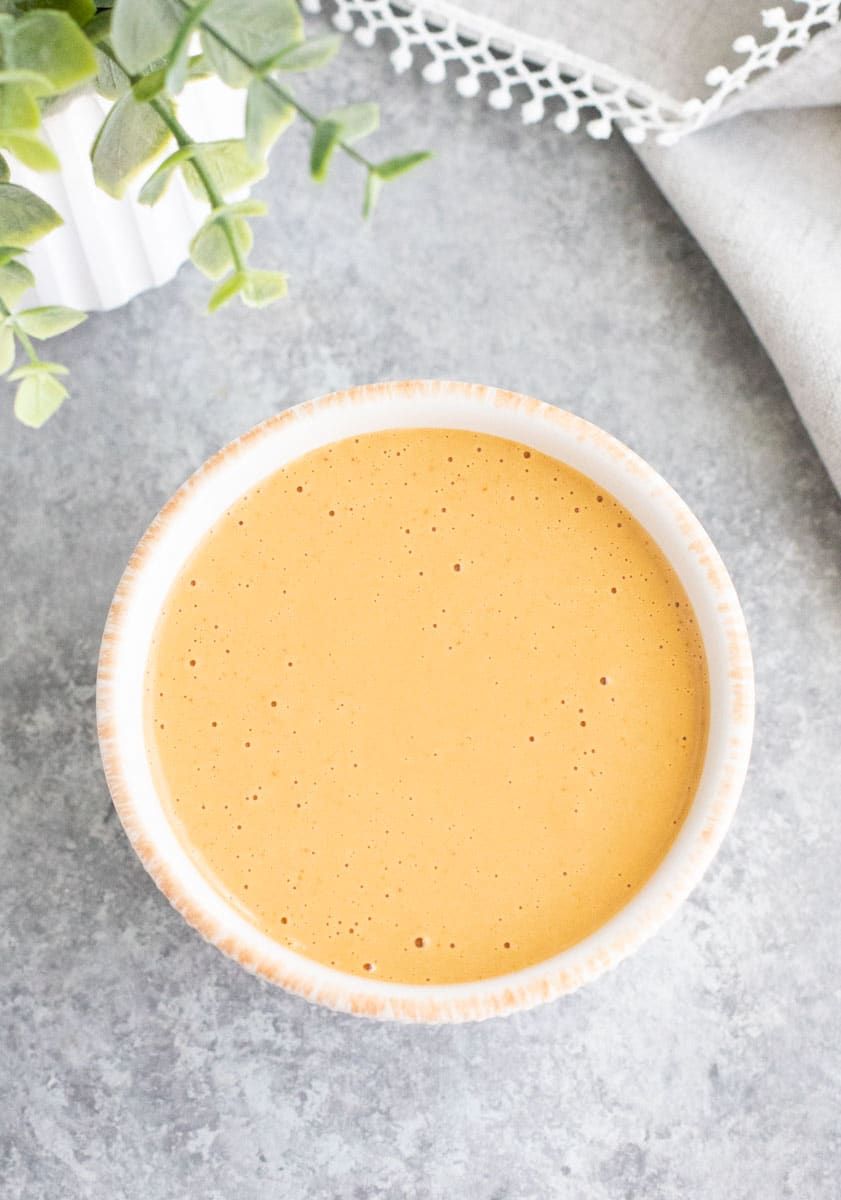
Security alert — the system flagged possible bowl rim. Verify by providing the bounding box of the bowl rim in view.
[96,380,754,1023]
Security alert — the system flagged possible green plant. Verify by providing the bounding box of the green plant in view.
[0,0,430,427]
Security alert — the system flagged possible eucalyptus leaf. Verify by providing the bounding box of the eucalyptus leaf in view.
[70,0,97,25]
[309,119,340,183]
[165,35,190,97]
[0,259,35,305]
[362,169,383,219]
[0,245,24,265]
[137,144,195,206]
[272,34,341,73]
[245,77,294,163]
[84,11,113,44]
[0,82,40,132]
[0,184,60,247]
[201,0,302,87]
[110,0,181,75]
[9,10,97,95]
[207,198,268,221]
[140,137,274,209]
[208,269,247,313]
[186,53,212,81]
[16,0,96,23]
[90,91,172,199]
[201,262,288,311]
[9,361,69,379]
[189,216,252,280]
[165,0,214,95]
[15,305,86,338]
[13,369,67,427]
[328,102,378,144]
[0,323,14,374]
[181,139,267,201]
[374,151,432,180]
[131,67,166,102]
[0,69,53,93]
[240,267,287,307]
[2,134,59,171]
[94,47,130,99]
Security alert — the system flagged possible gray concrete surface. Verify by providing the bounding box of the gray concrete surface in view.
[2,30,840,1200]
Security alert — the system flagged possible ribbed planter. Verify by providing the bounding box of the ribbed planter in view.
[12,79,245,311]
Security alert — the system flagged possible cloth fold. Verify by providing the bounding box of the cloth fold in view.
[637,106,841,492]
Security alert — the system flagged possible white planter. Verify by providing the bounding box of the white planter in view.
[12,80,245,311]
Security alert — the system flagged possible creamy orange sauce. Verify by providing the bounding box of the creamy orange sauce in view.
[145,429,709,984]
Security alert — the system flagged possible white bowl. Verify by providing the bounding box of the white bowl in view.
[97,381,754,1022]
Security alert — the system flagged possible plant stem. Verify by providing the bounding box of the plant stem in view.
[149,99,246,271]
[96,40,245,271]
[184,5,375,171]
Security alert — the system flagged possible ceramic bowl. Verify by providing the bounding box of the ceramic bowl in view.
[97,381,754,1022]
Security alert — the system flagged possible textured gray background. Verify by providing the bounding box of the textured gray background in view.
[2,30,840,1200]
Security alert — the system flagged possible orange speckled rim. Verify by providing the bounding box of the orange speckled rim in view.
[96,381,754,1023]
